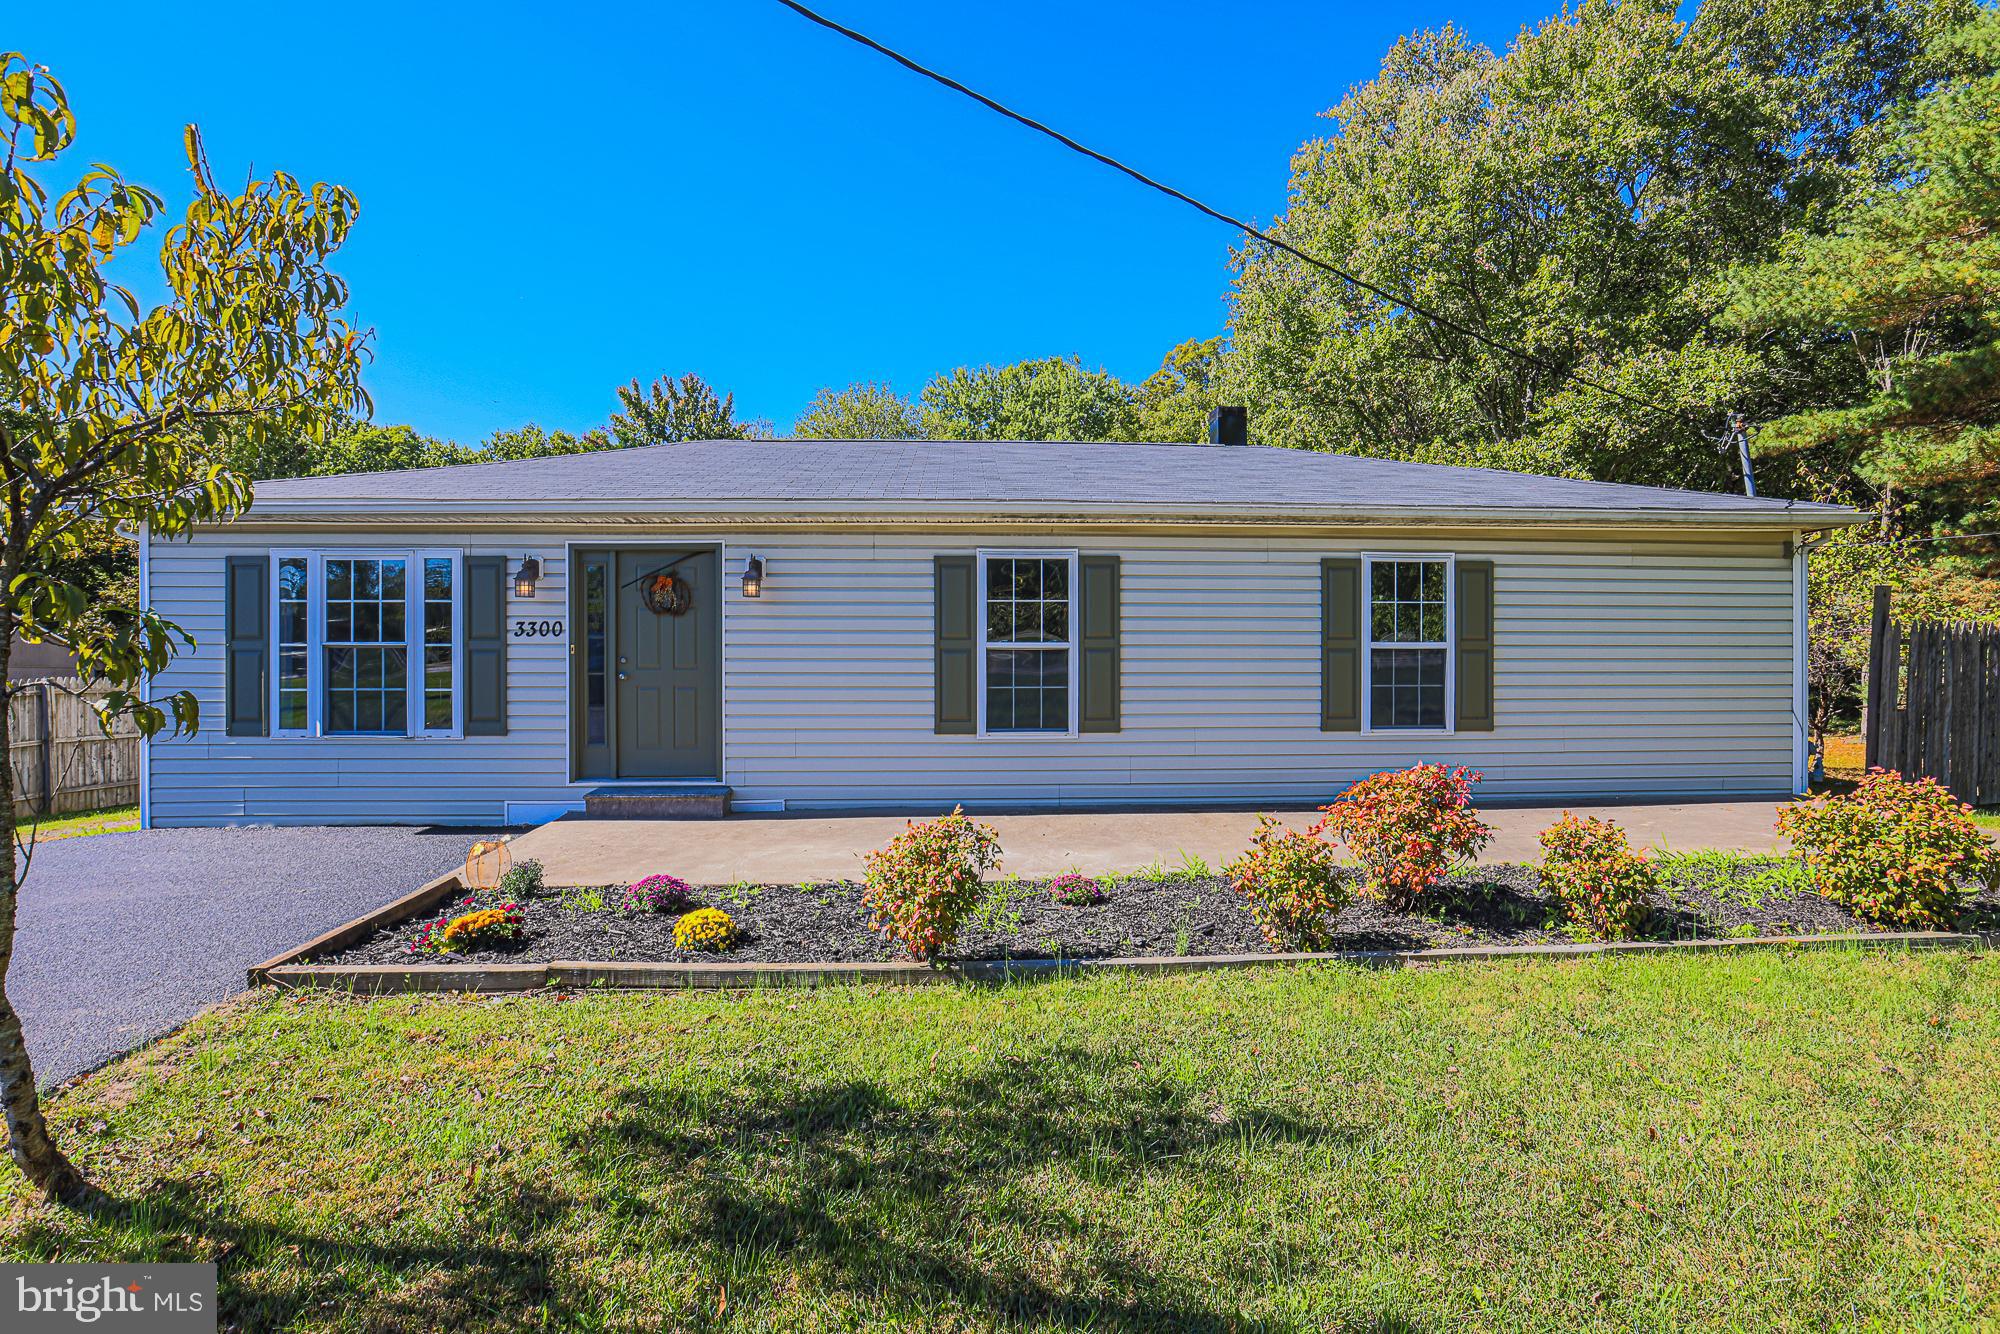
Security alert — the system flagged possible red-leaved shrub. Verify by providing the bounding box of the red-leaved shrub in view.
[1313,764,1492,912]
[861,806,1002,961]
[1228,814,1350,950]
[1537,813,1656,940]
[1777,768,1991,928]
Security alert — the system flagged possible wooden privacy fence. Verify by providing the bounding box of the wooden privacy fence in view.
[8,677,140,818]
[1865,586,2000,806]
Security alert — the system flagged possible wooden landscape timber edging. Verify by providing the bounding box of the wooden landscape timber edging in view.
[251,930,1993,994]
[246,869,471,986]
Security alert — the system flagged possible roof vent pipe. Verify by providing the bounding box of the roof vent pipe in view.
[1206,405,1248,446]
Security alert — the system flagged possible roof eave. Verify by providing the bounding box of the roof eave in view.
[219,496,1872,532]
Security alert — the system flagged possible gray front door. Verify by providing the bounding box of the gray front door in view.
[613,549,720,779]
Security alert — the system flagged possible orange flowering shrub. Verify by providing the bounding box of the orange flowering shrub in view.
[411,897,526,954]
[1777,769,1991,928]
[1537,813,1656,940]
[1227,815,1350,950]
[1313,764,1493,912]
[861,806,1002,961]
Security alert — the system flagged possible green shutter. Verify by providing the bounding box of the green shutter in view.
[1456,559,1495,732]
[1079,554,1121,733]
[224,555,269,738]
[1321,558,1362,732]
[465,555,508,736]
[935,555,976,734]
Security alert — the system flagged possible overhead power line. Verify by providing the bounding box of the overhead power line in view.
[1826,528,2000,551]
[769,0,1692,426]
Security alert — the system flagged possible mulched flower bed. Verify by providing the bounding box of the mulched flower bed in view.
[320,860,2000,968]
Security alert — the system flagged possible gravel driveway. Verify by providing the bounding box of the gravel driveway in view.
[10,826,501,1086]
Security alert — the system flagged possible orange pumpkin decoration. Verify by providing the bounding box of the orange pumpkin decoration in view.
[464,837,512,891]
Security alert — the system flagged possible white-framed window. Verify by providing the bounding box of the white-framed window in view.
[418,553,460,732]
[275,554,311,733]
[976,549,1078,736]
[1364,554,1453,732]
[269,549,462,738]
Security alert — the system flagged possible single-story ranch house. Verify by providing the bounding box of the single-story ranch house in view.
[138,436,1867,827]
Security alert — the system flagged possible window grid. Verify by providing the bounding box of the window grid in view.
[269,550,465,739]
[1368,558,1449,731]
[981,554,1073,735]
[583,559,609,746]
[324,557,409,736]
[421,556,455,732]
[276,556,309,732]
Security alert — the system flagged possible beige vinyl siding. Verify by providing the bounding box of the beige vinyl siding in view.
[146,532,577,826]
[723,531,1796,809]
[145,525,1799,825]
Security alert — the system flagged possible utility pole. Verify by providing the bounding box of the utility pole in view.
[1729,412,1757,497]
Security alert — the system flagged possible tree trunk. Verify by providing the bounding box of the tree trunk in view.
[0,610,89,1201]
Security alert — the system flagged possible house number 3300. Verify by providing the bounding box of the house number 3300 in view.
[510,619,565,640]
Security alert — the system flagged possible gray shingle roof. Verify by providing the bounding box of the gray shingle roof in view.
[249,439,1859,523]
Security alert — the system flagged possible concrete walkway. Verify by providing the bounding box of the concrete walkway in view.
[508,800,1791,887]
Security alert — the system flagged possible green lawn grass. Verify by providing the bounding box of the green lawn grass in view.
[4,951,1996,1330]
[17,803,139,841]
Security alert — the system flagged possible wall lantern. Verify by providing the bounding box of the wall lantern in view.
[741,555,766,598]
[513,556,541,599]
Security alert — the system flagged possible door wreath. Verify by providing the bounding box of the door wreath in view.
[640,571,692,616]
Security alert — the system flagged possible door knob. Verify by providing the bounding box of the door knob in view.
[617,671,629,681]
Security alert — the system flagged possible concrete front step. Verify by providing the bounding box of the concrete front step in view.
[582,783,730,820]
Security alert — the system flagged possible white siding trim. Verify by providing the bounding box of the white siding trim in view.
[266,548,466,740]
[1359,551,1456,737]
[1793,536,1808,794]
[975,548,1080,738]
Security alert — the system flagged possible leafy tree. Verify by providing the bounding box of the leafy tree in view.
[1132,338,1225,443]
[919,355,1139,441]
[792,381,923,438]
[208,416,467,479]
[218,374,765,483]
[218,418,320,480]
[0,54,367,1199]
[310,422,471,474]
[1346,435,1589,477]
[609,372,762,446]
[1225,0,1971,490]
[1727,7,2000,531]
[481,422,610,459]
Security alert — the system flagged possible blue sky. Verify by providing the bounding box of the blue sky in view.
[23,1,1546,443]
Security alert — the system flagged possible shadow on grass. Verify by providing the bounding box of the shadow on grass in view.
[8,1047,1425,1331]
[7,1174,571,1332]
[570,1044,1380,1329]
